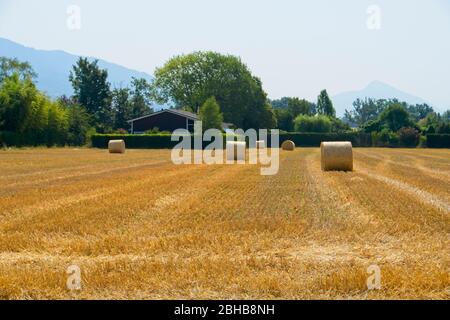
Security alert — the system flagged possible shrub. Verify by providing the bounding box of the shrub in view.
[371,129,400,147]
[199,97,223,131]
[398,127,420,147]
[294,115,332,133]
[145,127,160,134]
[330,117,352,133]
[115,128,128,135]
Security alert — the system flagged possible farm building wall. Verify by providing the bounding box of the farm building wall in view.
[132,112,195,133]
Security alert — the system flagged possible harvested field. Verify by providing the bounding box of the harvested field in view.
[0,148,449,299]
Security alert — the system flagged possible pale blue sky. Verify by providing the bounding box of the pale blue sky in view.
[0,0,449,108]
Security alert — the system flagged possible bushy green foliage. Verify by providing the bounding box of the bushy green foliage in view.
[0,74,69,146]
[199,97,223,131]
[111,87,132,130]
[272,97,315,131]
[379,103,414,132]
[371,129,400,147]
[344,98,386,127]
[419,112,450,134]
[151,51,275,129]
[0,57,36,82]
[0,74,37,132]
[274,108,294,132]
[0,68,94,147]
[69,57,112,132]
[398,127,420,147]
[317,90,335,117]
[294,115,332,133]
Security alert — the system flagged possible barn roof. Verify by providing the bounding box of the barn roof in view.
[127,109,199,123]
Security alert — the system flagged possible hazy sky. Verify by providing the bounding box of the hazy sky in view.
[0,0,449,108]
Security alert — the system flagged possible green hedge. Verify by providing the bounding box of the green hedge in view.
[91,134,178,149]
[426,134,450,148]
[91,132,373,149]
[0,131,42,147]
[277,132,372,147]
[0,131,68,147]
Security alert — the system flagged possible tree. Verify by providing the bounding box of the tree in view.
[151,51,274,129]
[344,98,386,127]
[270,97,290,109]
[398,127,420,147]
[130,77,154,120]
[111,87,132,130]
[66,104,91,146]
[199,97,223,131]
[294,115,332,133]
[69,57,112,132]
[379,103,413,132]
[287,98,314,117]
[442,110,450,122]
[407,103,434,122]
[46,101,68,146]
[330,117,352,133]
[274,108,294,132]
[0,57,37,82]
[317,90,335,117]
[0,74,37,132]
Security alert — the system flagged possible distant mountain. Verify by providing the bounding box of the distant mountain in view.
[0,37,157,102]
[332,81,431,117]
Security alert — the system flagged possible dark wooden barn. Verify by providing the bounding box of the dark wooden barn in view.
[128,109,232,133]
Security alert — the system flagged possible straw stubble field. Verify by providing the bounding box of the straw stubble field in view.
[0,148,448,299]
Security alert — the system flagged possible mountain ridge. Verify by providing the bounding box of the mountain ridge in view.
[0,37,154,99]
[332,81,432,117]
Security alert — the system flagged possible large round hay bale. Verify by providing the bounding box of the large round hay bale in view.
[256,140,266,149]
[320,141,353,171]
[281,140,295,151]
[108,140,126,154]
[226,141,246,161]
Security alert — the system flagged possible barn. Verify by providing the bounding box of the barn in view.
[128,109,233,134]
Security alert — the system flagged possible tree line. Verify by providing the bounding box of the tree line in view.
[1,52,449,148]
[344,98,450,147]
[0,56,153,146]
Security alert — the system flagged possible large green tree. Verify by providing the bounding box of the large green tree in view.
[199,97,224,131]
[317,89,335,117]
[151,51,275,129]
[69,57,112,132]
[379,103,414,132]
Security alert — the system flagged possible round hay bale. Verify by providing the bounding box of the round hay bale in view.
[320,141,353,171]
[281,140,295,151]
[226,141,246,161]
[108,140,126,154]
[256,140,266,149]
